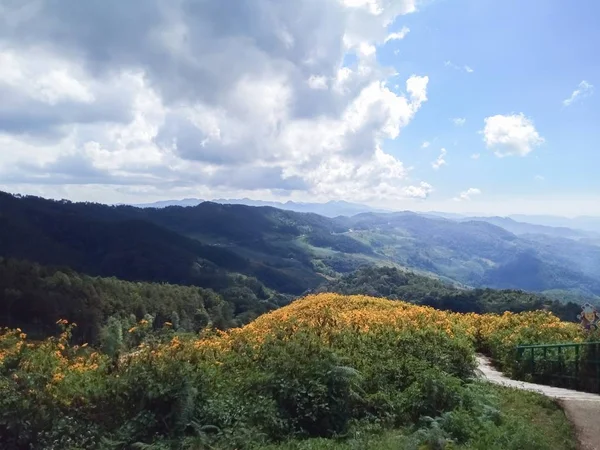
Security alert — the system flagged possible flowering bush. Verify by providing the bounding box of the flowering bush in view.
[0,294,586,448]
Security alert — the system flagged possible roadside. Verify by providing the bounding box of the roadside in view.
[477,355,600,450]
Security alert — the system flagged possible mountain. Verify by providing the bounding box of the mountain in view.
[133,198,388,217]
[510,214,600,234]
[3,191,600,302]
[460,216,595,240]
[0,192,369,296]
[132,198,206,208]
[338,211,600,299]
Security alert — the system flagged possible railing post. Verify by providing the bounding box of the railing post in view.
[575,345,579,390]
[558,346,563,386]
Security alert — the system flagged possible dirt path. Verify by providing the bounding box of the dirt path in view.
[476,355,600,450]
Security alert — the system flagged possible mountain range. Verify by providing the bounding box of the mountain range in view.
[133,198,600,235]
[3,191,600,304]
[132,198,389,217]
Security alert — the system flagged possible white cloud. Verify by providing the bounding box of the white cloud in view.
[562,80,594,106]
[453,187,481,201]
[452,117,466,126]
[0,48,95,105]
[385,26,410,43]
[534,174,545,181]
[444,61,473,73]
[431,148,447,170]
[402,181,433,199]
[471,153,480,160]
[421,141,430,148]
[482,113,544,157]
[0,0,430,205]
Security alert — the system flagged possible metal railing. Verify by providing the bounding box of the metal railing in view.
[515,342,600,393]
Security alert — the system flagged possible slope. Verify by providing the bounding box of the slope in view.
[3,192,600,300]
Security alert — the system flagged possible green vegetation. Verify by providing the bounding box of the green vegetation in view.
[0,258,286,345]
[256,386,576,450]
[0,191,592,448]
[2,191,600,302]
[0,295,580,449]
[318,266,582,321]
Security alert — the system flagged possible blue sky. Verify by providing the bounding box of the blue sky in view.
[381,0,599,213]
[0,0,597,216]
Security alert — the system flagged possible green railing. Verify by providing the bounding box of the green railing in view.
[516,342,600,393]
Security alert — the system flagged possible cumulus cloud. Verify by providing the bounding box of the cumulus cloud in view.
[0,0,433,204]
[482,113,544,157]
[453,188,481,201]
[471,153,480,160]
[402,181,433,199]
[421,141,430,148]
[452,117,466,126]
[431,148,447,170]
[562,80,594,106]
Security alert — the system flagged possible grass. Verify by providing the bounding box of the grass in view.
[254,383,578,450]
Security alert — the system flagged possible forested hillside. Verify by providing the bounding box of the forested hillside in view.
[2,191,600,302]
[0,258,285,344]
[318,266,581,321]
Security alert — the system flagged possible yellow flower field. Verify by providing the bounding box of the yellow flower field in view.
[0,293,590,448]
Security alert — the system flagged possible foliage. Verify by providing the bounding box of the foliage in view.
[0,294,583,449]
[3,191,600,300]
[320,266,582,321]
[0,257,271,344]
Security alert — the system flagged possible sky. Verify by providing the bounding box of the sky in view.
[0,0,598,216]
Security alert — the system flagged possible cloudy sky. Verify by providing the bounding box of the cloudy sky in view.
[0,0,598,216]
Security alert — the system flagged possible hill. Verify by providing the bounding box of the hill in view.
[133,198,388,217]
[2,191,600,301]
[0,257,280,344]
[0,293,581,449]
[317,266,581,320]
[340,212,600,299]
[460,216,595,240]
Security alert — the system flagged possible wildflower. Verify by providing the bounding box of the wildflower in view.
[52,372,65,383]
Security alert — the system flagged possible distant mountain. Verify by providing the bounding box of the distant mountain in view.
[510,214,600,234]
[419,211,468,220]
[133,198,206,208]
[4,191,600,303]
[133,198,388,217]
[460,216,595,240]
